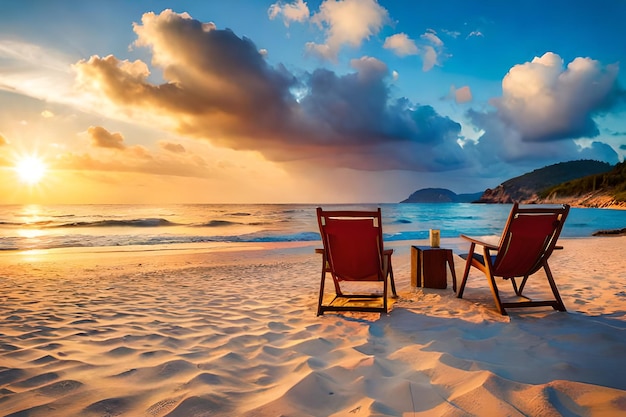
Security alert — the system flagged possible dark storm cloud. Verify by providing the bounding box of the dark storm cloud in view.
[73,9,464,172]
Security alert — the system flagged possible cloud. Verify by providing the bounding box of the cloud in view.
[0,133,8,146]
[441,29,460,39]
[73,9,464,172]
[159,141,186,153]
[383,33,418,57]
[380,28,447,71]
[53,150,214,178]
[88,126,126,149]
[419,29,446,71]
[467,31,484,39]
[421,30,443,47]
[306,0,389,61]
[296,61,464,170]
[55,127,216,178]
[581,141,620,164]
[490,52,622,142]
[466,108,620,169]
[459,52,625,172]
[0,40,75,103]
[268,0,310,26]
[455,86,472,104]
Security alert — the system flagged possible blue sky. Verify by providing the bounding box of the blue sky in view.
[0,0,625,204]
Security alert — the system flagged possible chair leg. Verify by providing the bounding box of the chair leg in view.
[457,243,475,298]
[317,259,327,316]
[482,248,506,315]
[519,275,529,294]
[383,275,388,313]
[544,263,567,311]
[388,263,398,298]
[510,277,520,295]
[485,271,506,315]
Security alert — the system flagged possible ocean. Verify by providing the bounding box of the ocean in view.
[0,203,624,251]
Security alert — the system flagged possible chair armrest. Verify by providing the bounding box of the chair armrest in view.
[460,234,499,250]
[315,248,325,255]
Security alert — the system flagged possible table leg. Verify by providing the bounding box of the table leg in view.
[445,250,457,293]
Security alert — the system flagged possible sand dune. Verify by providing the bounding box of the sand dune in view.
[1,238,625,416]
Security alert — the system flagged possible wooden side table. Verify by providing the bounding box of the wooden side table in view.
[411,246,457,291]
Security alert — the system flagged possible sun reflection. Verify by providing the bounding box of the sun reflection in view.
[17,228,44,239]
[17,249,51,263]
[20,204,44,223]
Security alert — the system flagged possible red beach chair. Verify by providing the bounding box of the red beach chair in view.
[315,207,397,316]
[457,203,570,315]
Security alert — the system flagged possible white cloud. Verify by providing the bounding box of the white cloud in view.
[306,0,389,61]
[0,40,75,102]
[383,33,418,57]
[492,52,620,142]
[268,0,310,26]
[467,31,484,39]
[416,29,447,71]
[421,29,443,47]
[421,45,438,71]
[350,56,387,80]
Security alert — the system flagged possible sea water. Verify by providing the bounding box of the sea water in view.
[0,203,624,251]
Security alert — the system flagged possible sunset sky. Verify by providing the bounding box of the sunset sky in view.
[1,0,625,204]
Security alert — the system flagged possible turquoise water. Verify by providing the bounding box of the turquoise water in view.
[0,203,624,251]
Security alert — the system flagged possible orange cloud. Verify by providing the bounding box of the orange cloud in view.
[159,141,186,153]
[455,86,472,104]
[48,125,212,178]
[88,126,126,149]
[52,149,210,178]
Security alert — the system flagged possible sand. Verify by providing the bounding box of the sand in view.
[1,237,625,416]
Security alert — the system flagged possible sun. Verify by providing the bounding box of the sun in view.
[15,155,48,185]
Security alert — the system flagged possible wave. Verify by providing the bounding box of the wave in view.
[238,231,320,242]
[56,218,178,228]
[0,229,324,251]
[193,220,240,227]
[0,204,621,251]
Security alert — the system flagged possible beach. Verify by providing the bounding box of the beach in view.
[1,237,625,416]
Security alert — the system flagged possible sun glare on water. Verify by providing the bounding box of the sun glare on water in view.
[15,155,48,185]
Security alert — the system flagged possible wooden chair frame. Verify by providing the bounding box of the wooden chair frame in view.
[316,207,397,316]
[457,203,570,315]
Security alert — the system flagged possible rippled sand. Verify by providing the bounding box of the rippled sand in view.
[1,238,625,416]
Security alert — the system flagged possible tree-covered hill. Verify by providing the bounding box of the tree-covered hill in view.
[539,161,626,204]
[476,160,614,204]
